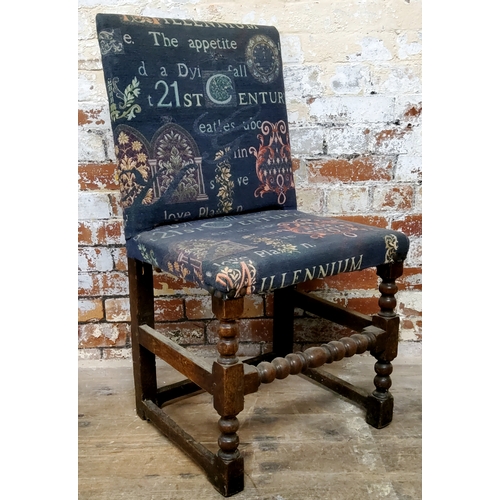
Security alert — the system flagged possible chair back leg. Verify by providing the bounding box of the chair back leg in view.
[128,258,157,419]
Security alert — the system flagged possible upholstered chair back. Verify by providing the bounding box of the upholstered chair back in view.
[96,14,297,239]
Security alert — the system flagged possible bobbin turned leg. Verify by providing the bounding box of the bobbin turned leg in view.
[366,261,404,429]
[211,296,245,497]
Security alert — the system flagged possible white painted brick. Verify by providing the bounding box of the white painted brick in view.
[324,126,370,155]
[79,71,107,103]
[284,65,324,100]
[78,349,102,360]
[399,125,422,156]
[78,129,108,163]
[79,323,122,343]
[78,192,112,220]
[296,187,325,214]
[281,35,304,64]
[414,185,422,212]
[78,39,102,71]
[369,125,421,156]
[404,236,422,268]
[397,32,422,60]
[394,95,422,122]
[395,155,422,182]
[347,37,393,62]
[329,64,370,95]
[309,96,395,124]
[397,290,422,316]
[78,247,114,272]
[326,186,370,214]
[371,64,422,94]
[142,5,193,19]
[78,273,94,293]
[286,102,311,125]
[289,126,324,155]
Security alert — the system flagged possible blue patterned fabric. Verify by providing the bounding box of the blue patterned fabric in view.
[96,14,296,239]
[126,210,409,298]
[96,14,409,297]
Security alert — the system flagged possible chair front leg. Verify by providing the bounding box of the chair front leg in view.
[366,261,404,428]
[211,296,245,496]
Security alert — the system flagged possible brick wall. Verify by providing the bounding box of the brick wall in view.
[78,0,422,360]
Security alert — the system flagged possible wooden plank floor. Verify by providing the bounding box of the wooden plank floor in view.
[79,343,421,500]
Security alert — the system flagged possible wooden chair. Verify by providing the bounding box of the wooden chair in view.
[96,13,410,497]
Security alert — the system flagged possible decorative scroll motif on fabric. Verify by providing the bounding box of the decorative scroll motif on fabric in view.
[215,259,257,297]
[137,243,160,269]
[214,148,234,213]
[277,218,369,239]
[106,77,142,122]
[242,235,298,254]
[251,120,294,204]
[98,29,125,56]
[384,234,399,263]
[113,123,208,209]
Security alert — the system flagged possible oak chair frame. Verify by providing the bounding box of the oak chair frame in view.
[129,257,403,496]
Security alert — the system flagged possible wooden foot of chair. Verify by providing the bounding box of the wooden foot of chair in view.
[211,296,246,496]
[366,262,404,428]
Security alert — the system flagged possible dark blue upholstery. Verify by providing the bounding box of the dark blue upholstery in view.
[96,14,296,239]
[97,13,409,298]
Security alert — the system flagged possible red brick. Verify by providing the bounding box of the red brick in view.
[399,267,422,291]
[78,107,106,126]
[154,298,185,321]
[112,247,128,271]
[343,296,380,316]
[335,215,389,229]
[78,272,129,297]
[239,319,273,342]
[99,221,125,245]
[399,302,421,317]
[78,247,114,272]
[78,323,129,348]
[307,156,393,183]
[264,294,274,316]
[392,214,422,237]
[109,193,123,217]
[294,317,348,342]
[297,268,379,292]
[78,299,104,322]
[242,295,264,318]
[403,102,422,120]
[372,185,413,211]
[78,220,125,246]
[78,163,118,191]
[185,296,214,319]
[374,128,408,146]
[78,222,93,245]
[207,318,273,343]
[155,322,205,344]
[154,272,203,295]
[105,298,130,322]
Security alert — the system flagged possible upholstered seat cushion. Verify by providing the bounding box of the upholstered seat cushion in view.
[127,209,409,298]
